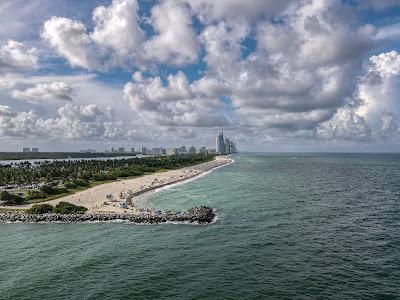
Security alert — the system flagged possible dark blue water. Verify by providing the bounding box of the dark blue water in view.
[1,153,399,299]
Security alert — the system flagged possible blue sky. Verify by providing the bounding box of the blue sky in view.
[0,0,400,152]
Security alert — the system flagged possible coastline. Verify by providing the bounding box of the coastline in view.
[2,156,233,214]
[139,156,234,203]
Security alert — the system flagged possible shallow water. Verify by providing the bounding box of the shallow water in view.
[1,153,399,299]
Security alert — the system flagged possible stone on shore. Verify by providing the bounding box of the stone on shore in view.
[0,206,216,224]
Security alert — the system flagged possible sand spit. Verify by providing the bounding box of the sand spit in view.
[3,156,232,213]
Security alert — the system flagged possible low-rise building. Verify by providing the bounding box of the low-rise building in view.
[167,148,179,156]
[199,147,207,154]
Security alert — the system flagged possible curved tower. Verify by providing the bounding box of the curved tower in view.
[216,132,225,154]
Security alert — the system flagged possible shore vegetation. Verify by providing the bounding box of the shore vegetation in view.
[0,154,215,206]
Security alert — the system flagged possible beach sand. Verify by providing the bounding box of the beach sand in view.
[5,156,232,213]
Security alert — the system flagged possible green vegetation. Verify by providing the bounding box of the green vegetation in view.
[0,191,24,205]
[26,190,47,200]
[26,203,54,214]
[26,202,88,214]
[53,202,87,214]
[40,185,68,195]
[0,154,215,206]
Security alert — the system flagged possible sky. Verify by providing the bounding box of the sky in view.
[0,0,400,152]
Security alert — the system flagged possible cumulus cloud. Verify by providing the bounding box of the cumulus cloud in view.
[91,0,144,56]
[0,103,127,140]
[191,0,374,133]
[143,0,199,66]
[367,50,400,79]
[317,106,372,141]
[41,16,98,70]
[41,0,143,70]
[123,71,229,127]
[0,40,38,71]
[11,81,74,103]
[317,50,400,141]
[3,0,400,149]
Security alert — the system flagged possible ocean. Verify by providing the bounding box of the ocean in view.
[1,153,399,299]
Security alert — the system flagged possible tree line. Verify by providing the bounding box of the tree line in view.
[0,154,215,187]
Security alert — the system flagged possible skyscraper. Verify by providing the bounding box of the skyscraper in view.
[216,132,225,154]
[224,138,230,154]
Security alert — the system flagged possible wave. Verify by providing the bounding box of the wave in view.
[152,158,234,194]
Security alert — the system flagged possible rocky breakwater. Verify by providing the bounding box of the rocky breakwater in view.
[0,206,216,224]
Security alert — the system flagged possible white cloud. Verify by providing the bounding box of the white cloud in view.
[2,0,400,150]
[11,81,73,103]
[317,106,372,141]
[123,71,229,127]
[41,16,98,70]
[143,0,199,66]
[91,0,144,56]
[368,50,400,79]
[317,51,400,141]
[0,40,38,71]
[0,103,122,140]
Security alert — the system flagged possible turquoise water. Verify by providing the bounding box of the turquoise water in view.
[1,153,400,299]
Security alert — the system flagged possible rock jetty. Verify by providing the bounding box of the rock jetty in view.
[0,206,215,224]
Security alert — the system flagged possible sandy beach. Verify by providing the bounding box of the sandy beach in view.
[5,156,232,213]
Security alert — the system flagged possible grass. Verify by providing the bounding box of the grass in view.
[0,207,27,212]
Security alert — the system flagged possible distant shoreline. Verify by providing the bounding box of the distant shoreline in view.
[138,156,234,201]
[2,156,233,214]
[0,152,138,162]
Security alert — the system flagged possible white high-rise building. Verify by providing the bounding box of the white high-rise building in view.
[216,132,225,154]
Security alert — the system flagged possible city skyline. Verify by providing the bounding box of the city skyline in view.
[0,1,400,152]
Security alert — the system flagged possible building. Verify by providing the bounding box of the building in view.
[80,149,96,153]
[141,147,147,155]
[167,148,179,156]
[31,148,39,153]
[189,146,196,155]
[231,141,237,154]
[23,148,30,153]
[199,147,207,154]
[118,147,125,153]
[224,138,230,154]
[152,148,163,156]
[131,147,135,153]
[216,132,225,154]
[179,146,187,155]
[215,131,238,155]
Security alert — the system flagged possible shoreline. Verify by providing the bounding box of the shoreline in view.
[138,156,234,203]
[2,156,233,213]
